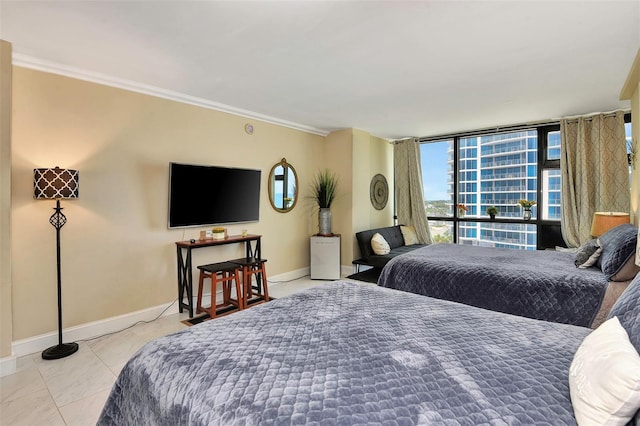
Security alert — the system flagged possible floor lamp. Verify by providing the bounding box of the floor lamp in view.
[34,167,80,360]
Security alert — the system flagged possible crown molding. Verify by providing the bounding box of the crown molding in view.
[12,53,330,137]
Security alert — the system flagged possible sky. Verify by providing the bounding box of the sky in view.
[420,142,450,201]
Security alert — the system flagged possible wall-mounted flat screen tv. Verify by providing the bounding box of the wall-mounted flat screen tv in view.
[168,162,261,228]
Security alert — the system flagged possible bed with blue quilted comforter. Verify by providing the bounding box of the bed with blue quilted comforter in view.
[378,244,609,327]
[99,281,596,425]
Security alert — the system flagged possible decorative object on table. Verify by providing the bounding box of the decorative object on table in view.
[212,227,227,240]
[590,211,630,237]
[268,158,298,213]
[369,174,388,210]
[517,199,536,220]
[311,169,338,236]
[456,203,468,218]
[486,206,498,220]
[33,167,80,360]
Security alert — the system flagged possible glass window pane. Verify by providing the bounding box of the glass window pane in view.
[428,220,453,244]
[458,222,536,250]
[542,169,561,220]
[547,131,561,161]
[458,131,537,219]
[421,140,454,217]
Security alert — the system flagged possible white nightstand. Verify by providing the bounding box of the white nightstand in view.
[310,234,341,280]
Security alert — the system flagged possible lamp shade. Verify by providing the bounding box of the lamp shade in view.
[590,211,630,237]
[34,167,79,199]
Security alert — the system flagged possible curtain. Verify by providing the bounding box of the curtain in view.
[560,111,630,247]
[394,138,433,244]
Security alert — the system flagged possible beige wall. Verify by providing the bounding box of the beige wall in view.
[11,67,327,340]
[324,128,394,266]
[1,41,13,358]
[630,82,639,226]
[323,129,353,266]
[351,129,394,260]
[621,49,639,225]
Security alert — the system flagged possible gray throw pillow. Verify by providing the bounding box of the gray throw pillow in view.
[608,272,640,353]
[597,224,639,281]
[574,239,601,268]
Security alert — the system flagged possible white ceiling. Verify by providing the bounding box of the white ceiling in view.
[1,1,639,139]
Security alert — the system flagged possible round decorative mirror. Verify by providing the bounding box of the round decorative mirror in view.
[268,158,298,213]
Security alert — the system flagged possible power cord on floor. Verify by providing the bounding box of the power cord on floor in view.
[77,297,179,343]
[77,275,308,343]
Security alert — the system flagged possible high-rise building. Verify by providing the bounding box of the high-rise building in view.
[454,130,560,250]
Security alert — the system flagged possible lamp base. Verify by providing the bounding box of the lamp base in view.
[42,342,79,360]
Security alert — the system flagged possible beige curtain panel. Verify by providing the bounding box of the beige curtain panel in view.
[560,111,630,247]
[394,138,433,244]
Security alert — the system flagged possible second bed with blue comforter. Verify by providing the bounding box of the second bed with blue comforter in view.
[378,244,609,327]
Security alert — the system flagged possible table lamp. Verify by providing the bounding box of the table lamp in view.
[590,211,630,237]
[34,167,79,360]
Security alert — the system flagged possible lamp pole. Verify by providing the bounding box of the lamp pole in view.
[41,199,78,359]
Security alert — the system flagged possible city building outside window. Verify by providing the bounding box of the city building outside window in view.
[419,116,631,250]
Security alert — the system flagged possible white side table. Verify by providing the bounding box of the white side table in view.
[310,234,341,280]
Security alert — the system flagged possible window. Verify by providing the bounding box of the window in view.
[420,140,454,243]
[419,115,632,250]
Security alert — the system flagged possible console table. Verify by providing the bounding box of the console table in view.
[175,234,261,317]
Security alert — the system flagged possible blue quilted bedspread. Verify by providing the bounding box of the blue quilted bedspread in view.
[98,282,589,425]
[378,244,608,327]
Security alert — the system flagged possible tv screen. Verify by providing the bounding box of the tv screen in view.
[168,162,261,228]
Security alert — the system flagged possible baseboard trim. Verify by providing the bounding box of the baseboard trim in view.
[0,354,17,378]
[10,268,310,358]
[11,300,182,358]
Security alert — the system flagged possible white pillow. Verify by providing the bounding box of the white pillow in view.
[400,225,419,245]
[371,233,390,255]
[569,316,640,425]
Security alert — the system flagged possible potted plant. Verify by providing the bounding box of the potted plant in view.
[311,169,338,235]
[517,199,536,220]
[486,206,498,220]
[456,203,468,218]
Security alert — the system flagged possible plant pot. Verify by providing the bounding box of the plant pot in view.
[489,214,496,220]
[318,208,332,236]
[523,208,532,221]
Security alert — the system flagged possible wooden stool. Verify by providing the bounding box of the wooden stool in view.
[228,257,269,307]
[196,261,243,318]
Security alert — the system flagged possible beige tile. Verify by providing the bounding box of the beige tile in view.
[0,364,46,404]
[268,277,333,298]
[35,344,116,407]
[131,314,188,340]
[59,388,111,426]
[0,386,65,426]
[88,328,148,374]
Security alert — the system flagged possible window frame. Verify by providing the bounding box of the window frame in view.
[418,115,631,250]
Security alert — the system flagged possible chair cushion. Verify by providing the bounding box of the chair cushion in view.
[597,224,638,281]
[400,225,419,245]
[371,233,390,255]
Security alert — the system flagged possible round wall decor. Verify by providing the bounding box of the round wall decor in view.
[370,173,388,210]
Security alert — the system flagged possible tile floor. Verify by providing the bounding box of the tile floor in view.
[0,276,344,425]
